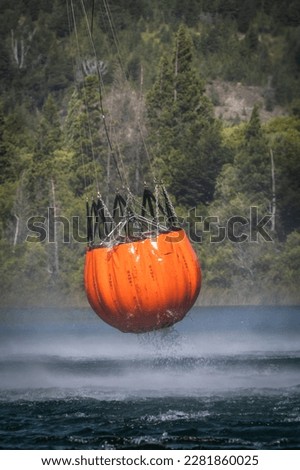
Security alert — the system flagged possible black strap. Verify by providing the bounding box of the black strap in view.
[141,188,165,218]
[113,193,127,220]
[86,196,113,244]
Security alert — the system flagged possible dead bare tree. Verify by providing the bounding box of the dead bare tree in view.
[270,148,276,232]
[11,27,36,69]
[51,178,59,275]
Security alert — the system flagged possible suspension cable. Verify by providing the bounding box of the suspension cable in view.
[90,0,95,34]
[66,0,87,191]
[100,0,158,185]
[69,0,101,193]
[102,0,127,79]
[79,0,125,186]
[71,0,164,219]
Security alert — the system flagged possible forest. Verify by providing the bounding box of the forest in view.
[0,0,300,307]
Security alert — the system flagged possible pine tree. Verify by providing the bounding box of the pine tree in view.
[0,101,28,184]
[65,76,105,196]
[26,94,62,215]
[235,105,271,205]
[147,24,224,207]
[265,115,300,236]
[0,101,8,184]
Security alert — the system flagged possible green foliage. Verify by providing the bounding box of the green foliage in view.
[0,0,300,307]
[235,105,271,205]
[201,109,299,304]
[25,95,62,215]
[147,25,224,207]
[65,76,105,195]
[264,116,300,236]
[273,231,300,284]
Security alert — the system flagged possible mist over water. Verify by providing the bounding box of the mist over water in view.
[0,306,299,396]
[0,306,299,449]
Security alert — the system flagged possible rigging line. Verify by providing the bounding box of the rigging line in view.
[79,0,125,186]
[102,0,158,185]
[67,0,88,191]
[114,137,129,188]
[102,0,127,80]
[67,0,88,190]
[106,71,130,193]
[101,0,148,189]
[79,132,88,190]
[137,64,157,183]
[91,0,95,34]
[122,188,161,222]
[100,0,156,192]
[69,0,100,192]
[138,120,157,181]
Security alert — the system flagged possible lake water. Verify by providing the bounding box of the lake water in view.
[0,305,299,449]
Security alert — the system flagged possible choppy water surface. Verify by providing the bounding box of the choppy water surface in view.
[0,306,299,449]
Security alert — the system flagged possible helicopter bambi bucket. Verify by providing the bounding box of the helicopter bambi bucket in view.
[84,188,201,333]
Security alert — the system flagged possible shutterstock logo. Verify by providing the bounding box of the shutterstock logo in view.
[26,208,86,244]
[185,206,273,243]
[25,206,274,244]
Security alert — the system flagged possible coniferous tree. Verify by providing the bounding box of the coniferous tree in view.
[65,76,106,196]
[0,101,8,184]
[235,105,271,207]
[0,102,30,184]
[147,24,224,207]
[26,94,62,215]
[265,115,300,236]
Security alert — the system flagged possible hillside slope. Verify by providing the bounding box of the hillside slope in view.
[207,80,286,122]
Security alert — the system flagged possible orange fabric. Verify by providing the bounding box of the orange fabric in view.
[84,229,201,333]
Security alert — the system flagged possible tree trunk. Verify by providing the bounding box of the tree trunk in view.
[51,178,59,274]
[174,37,178,102]
[270,148,276,232]
[13,214,19,248]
